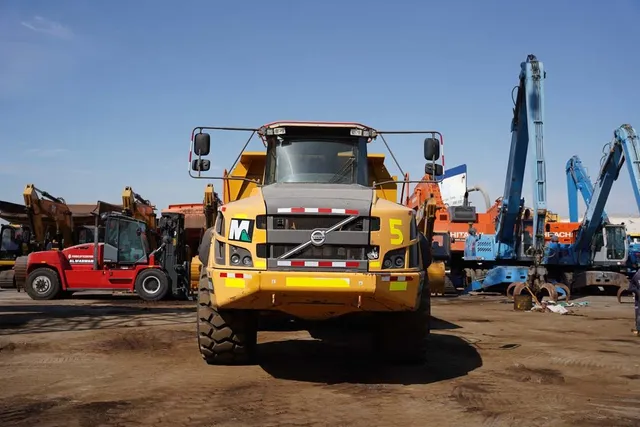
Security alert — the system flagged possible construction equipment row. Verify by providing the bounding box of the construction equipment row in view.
[1,53,638,364]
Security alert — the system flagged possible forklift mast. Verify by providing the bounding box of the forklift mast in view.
[157,212,190,297]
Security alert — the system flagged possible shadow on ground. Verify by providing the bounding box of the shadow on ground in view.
[258,315,462,333]
[0,302,195,334]
[258,330,481,385]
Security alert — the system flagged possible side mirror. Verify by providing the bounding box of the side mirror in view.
[424,137,440,161]
[192,159,211,172]
[425,163,444,176]
[194,133,211,156]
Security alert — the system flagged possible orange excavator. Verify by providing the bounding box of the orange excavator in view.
[11,184,101,290]
[406,168,499,291]
[22,184,99,250]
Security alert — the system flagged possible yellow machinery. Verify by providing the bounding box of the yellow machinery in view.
[12,184,100,290]
[1,199,33,288]
[189,121,445,365]
[188,184,221,291]
[23,184,75,249]
[545,211,560,223]
[414,194,447,295]
[0,221,31,288]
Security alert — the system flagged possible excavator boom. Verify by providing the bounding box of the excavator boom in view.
[23,184,74,249]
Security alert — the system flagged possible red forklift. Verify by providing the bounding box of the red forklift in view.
[18,201,191,301]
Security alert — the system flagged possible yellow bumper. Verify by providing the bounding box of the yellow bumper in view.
[208,269,425,320]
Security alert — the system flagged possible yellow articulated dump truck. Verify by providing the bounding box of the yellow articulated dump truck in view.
[188,121,446,365]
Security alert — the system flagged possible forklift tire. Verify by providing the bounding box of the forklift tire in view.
[197,282,258,365]
[372,275,431,364]
[135,269,170,301]
[24,268,62,301]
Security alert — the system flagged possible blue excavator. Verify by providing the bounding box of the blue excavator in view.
[463,54,570,301]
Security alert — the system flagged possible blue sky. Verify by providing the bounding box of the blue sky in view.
[1,0,639,218]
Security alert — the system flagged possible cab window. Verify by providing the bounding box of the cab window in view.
[117,220,146,263]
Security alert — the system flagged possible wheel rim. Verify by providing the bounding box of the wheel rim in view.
[142,276,161,295]
[32,276,52,295]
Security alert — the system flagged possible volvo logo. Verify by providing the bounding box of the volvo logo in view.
[310,229,326,246]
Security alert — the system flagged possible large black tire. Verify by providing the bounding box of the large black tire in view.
[24,268,62,301]
[373,276,431,364]
[197,272,258,365]
[134,269,170,301]
[198,227,214,265]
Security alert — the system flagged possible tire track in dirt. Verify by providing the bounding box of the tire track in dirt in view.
[546,350,640,375]
[0,353,92,366]
[0,397,149,427]
[446,360,583,427]
[0,399,63,426]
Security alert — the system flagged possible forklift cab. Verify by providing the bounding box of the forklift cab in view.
[100,213,149,264]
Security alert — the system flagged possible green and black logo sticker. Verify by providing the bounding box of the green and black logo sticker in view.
[228,219,254,243]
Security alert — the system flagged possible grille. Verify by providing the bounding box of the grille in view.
[269,244,368,260]
[271,215,366,231]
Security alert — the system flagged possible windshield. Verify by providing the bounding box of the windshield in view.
[117,219,147,263]
[264,136,368,185]
[0,226,18,253]
[605,225,627,260]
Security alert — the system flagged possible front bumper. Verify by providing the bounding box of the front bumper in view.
[207,269,426,319]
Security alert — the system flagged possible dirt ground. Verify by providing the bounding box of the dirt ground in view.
[0,290,639,427]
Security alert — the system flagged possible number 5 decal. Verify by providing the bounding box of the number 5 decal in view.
[389,218,404,245]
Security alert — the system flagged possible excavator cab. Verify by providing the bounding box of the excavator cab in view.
[75,226,101,245]
[431,231,451,260]
[1,224,29,260]
[592,224,628,265]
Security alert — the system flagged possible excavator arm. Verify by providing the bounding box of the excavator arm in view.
[566,155,609,224]
[23,184,74,249]
[572,126,632,261]
[493,54,547,258]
